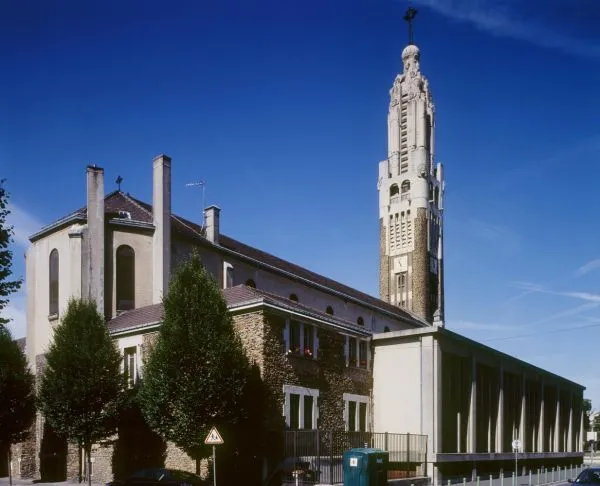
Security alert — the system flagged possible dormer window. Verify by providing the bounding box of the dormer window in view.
[223,262,234,289]
[289,294,299,302]
[326,306,334,316]
[245,279,256,289]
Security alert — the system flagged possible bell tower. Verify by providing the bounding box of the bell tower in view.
[377,8,445,325]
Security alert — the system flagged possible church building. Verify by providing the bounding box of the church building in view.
[11,11,585,486]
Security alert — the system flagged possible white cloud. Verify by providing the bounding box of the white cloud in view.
[467,219,520,253]
[512,282,600,303]
[413,0,600,59]
[6,202,42,248]
[574,259,600,278]
[3,292,26,339]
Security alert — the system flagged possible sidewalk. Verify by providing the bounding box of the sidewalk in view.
[0,479,103,486]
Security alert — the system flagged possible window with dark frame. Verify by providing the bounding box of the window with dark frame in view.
[49,249,59,316]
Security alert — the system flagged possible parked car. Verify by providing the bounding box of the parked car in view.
[569,468,600,485]
[106,468,211,486]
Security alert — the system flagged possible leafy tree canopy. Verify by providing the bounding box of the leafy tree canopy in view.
[38,298,125,453]
[0,180,22,328]
[138,252,252,461]
[0,326,36,447]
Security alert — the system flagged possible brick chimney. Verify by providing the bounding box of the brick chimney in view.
[204,205,220,244]
[152,154,171,303]
[86,165,104,313]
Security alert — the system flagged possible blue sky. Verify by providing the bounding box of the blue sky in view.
[2,0,600,406]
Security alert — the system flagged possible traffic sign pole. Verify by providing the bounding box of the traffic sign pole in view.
[213,445,216,486]
[204,426,224,486]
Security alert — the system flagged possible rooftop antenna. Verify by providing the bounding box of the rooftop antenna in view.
[403,6,418,45]
[186,180,206,229]
[116,175,123,191]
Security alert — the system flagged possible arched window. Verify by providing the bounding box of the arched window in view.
[326,306,334,316]
[49,249,59,316]
[289,294,298,302]
[245,279,256,288]
[357,317,364,326]
[116,245,135,312]
[390,184,399,198]
[384,326,390,333]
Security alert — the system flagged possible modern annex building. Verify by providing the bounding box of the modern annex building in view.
[9,29,585,486]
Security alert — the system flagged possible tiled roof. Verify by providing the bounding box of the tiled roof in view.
[33,191,424,326]
[108,303,163,334]
[108,285,370,336]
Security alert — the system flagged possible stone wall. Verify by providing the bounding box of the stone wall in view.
[232,309,371,434]
[412,208,429,321]
[379,218,390,302]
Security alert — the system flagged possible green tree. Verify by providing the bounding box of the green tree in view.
[0,327,36,486]
[138,252,258,480]
[38,298,126,486]
[0,180,22,329]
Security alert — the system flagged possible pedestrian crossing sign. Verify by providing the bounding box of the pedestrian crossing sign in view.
[204,426,224,445]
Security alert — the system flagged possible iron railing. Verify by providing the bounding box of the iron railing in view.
[281,430,427,484]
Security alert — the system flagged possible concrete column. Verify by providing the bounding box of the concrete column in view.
[152,154,172,304]
[520,374,527,452]
[538,380,545,452]
[536,380,546,452]
[579,397,584,452]
[568,393,573,452]
[554,387,560,452]
[496,364,504,453]
[468,356,477,453]
[86,165,104,315]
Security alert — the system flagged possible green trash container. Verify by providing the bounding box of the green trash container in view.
[343,448,389,486]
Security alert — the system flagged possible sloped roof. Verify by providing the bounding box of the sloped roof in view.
[31,191,424,326]
[108,285,371,336]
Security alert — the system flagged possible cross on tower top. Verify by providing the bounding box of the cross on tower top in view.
[403,7,418,45]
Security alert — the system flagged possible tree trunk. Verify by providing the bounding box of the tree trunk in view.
[195,457,200,475]
[7,447,12,486]
[86,444,92,486]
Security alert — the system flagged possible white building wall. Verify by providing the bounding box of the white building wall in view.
[26,225,80,370]
[372,337,423,434]
[108,229,154,319]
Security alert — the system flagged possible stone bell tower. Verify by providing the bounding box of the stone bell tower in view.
[378,8,445,325]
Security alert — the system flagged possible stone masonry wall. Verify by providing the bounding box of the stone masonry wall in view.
[379,218,390,302]
[412,208,429,321]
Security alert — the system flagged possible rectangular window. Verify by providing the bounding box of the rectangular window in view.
[123,346,137,388]
[398,272,408,306]
[359,402,367,432]
[284,385,319,430]
[303,324,314,358]
[348,337,357,366]
[359,340,368,368]
[344,393,370,432]
[348,401,357,432]
[304,396,314,429]
[222,262,235,289]
[289,321,300,354]
[290,394,300,429]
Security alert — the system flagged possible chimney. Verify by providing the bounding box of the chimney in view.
[152,154,172,303]
[86,165,105,314]
[204,205,220,244]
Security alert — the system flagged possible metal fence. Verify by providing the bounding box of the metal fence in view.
[282,430,427,484]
